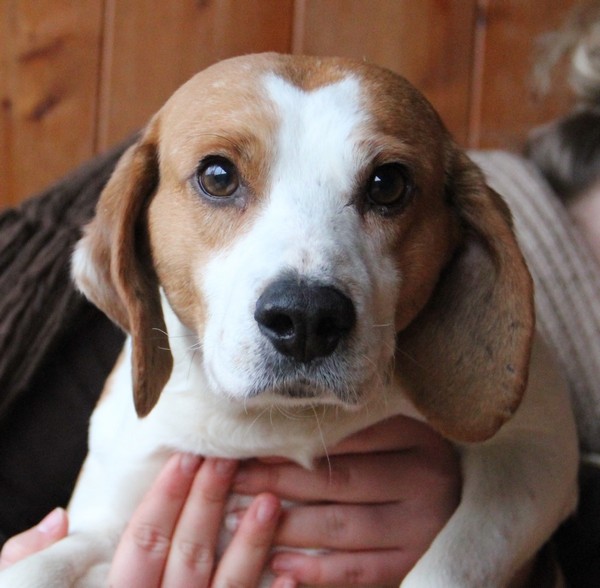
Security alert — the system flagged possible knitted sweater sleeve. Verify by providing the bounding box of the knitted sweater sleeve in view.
[471,150,600,458]
[0,140,130,422]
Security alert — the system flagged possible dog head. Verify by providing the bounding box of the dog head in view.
[72,53,534,443]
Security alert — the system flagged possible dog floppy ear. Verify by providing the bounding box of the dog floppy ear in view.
[396,149,535,443]
[72,124,173,417]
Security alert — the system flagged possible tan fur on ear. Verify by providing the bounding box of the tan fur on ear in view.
[396,149,535,443]
[73,126,173,417]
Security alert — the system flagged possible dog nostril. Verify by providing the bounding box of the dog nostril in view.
[254,278,356,363]
[261,312,295,339]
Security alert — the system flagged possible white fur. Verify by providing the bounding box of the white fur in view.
[201,75,398,407]
[0,71,579,588]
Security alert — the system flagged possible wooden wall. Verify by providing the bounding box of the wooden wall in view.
[0,0,579,208]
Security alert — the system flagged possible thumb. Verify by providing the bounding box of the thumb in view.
[0,508,69,570]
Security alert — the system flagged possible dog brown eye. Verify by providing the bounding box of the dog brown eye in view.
[197,157,239,198]
[367,163,413,211]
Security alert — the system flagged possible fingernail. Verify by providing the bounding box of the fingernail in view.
[272,555,294,573]
[256,496,280,524]
[179,453,202,475]
[276,576,297,588]
[37,508,65,534]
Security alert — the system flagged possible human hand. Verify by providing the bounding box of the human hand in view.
[0,456,294,588]
[0,508,69,570]
[109,454,290,587]
[232,415,461,586]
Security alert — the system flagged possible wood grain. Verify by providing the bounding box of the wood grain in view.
[0,0,103,206]
[0,0,587,207]
[292,0,478,144]
[97,0,294,150]
[473,0,579,150]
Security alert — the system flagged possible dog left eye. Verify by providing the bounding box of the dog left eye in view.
[367,163,413,211]
[196,156,240,198]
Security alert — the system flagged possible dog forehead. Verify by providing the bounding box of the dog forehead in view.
[264,71,364,122]
[263,73,368,185]
[159,54,437,143]
[155,54,446,193]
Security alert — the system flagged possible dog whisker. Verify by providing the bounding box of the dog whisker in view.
[152,327,196,342]
[395,345,424,369]
[310,404,332,478]
[186,348,198,380]
[151,327,169,337]
[276,405,311,421]
[158,332,197,341]
[244,404,272,434]
[359,352,378,370]
[187,341,202,353]
[268,404,275,427]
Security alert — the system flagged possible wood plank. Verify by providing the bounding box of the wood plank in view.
[1,0,585,209]
[0,2,11,206]
[0,0,103,207]
[473,0,580,150]
[97,0,294,149]
[292,0,478,145]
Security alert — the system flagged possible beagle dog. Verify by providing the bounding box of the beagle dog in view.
[1,53,578,587]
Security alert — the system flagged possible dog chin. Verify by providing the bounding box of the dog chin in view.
[243,385,363,410]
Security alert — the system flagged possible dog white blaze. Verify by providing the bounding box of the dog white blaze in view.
[199,74,399,403]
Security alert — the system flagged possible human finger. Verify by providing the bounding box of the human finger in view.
[254,416,446,464]
[160,457,238,587]
[108,453,202,588]
[271,576,298,588]
[234,444,458,504]
[271,549,417,586]
[329,415,449,455]
[212,493,281,587]
[0,508,69,570]
[274,497,453,552]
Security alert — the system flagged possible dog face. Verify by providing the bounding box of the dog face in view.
[73,53,534,443]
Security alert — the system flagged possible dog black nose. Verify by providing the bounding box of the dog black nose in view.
[254,279,356,363]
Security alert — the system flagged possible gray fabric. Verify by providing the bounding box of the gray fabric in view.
[471,150,600,456]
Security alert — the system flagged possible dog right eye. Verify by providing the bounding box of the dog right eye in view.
[196,156,240,199]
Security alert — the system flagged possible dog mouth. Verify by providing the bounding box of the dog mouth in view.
[273,383,321,399]
[243,385,361,410]
[237,358,376,408]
